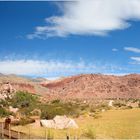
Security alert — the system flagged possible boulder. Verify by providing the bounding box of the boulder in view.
[40,120,55,128]
[40,115,78,129]
[9,106,19,113]
[0,82,16,99]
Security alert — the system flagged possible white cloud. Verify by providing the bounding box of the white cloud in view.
[0,59,123,76]
[112,48,118,52]
[124,47,140,53]
[130,57,140,62]
[27,0,140,39]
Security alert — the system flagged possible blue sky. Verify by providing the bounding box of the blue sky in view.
[1,1,140,78]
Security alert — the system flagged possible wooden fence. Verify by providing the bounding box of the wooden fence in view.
[0,122,77,139]
[0,122,44,139]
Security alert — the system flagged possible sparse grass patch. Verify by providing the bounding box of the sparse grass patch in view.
[83,125,96,139]
[12,109,140,139]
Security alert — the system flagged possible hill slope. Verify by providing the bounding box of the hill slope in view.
[0,74,49,97]
[41,74,140,100]
[0,74,140,100]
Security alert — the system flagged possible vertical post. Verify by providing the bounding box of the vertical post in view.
[9,124,11,139]
[1,122,4,139]
[66,135,69,140]
[66,131,69,140]
[45,128,47,140]
[75,130,78,140]
[17,126,20,139]
[28,126,30,139]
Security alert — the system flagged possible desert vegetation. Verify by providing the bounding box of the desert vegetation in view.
[0,91,140,139]
[12,108,140,139]
[0,91,112,120]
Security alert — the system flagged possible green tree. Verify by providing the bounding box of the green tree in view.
[10,91,39,115]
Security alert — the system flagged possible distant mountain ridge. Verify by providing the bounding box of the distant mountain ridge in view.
[0,73,140,100]
[0,74,49,97]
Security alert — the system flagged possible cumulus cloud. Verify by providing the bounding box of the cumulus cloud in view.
[124,47,140,53]
[0,59,123,77]
[27,0,140,39]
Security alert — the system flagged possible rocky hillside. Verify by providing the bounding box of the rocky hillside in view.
[1,73,140,101]
[41,74,140,100]
[0,74,50,99]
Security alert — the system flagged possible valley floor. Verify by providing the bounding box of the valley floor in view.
[12,108,140,139]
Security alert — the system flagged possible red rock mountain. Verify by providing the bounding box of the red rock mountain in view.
[0,73,140,100]
[41,74,140,100]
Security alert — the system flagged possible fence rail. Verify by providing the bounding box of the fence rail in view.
[0,122,44,139]
[0,122,74,139]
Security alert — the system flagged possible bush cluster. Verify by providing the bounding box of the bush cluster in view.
[9,91,39,116]
[83,125,96,139]
[40,100,81,119]
[0,107,12,117]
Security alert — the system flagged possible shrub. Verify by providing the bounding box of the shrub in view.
[121,106,133,109]
[9,91,39,116]
[0,99,9,107]
[10,91,39,108]
[0,107,12,117]
[51,99,60,104]
[41,106,66,119]
[94,113,102,119]
[137,100,140,108]
[17,117,35,125]
[89,106,96,113]
[113,102,126,108]
[83,125,96,139]
[40,101,81,119]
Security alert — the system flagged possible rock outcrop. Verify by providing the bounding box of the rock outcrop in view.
[0,82,16,99]
[0,74,50,100]
[40,115,78,129]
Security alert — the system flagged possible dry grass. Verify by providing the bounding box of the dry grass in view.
[12,108,140,139]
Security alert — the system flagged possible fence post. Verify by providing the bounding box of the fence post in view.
[17,126,20,139]
[66,135,69,140]
[45,128,47,139]
[28,126,30,139]
[1,122,4,139]
[66,131,70,140]
[9,124,11,139]
[75,131,78,140]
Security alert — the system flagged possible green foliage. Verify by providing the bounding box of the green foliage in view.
[17,117,35,126]
[41,105,65,119]
[113,101,126,108]
[0,107,11,117]
[40,101,81,119]
[89,103,110,114]
[10,91,38,108]
[0,99,9,107]
[8,91,39,116]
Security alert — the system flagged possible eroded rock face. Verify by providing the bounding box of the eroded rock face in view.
[0,82,16,99]
[41,74,140,100]
[11,83,36,94]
